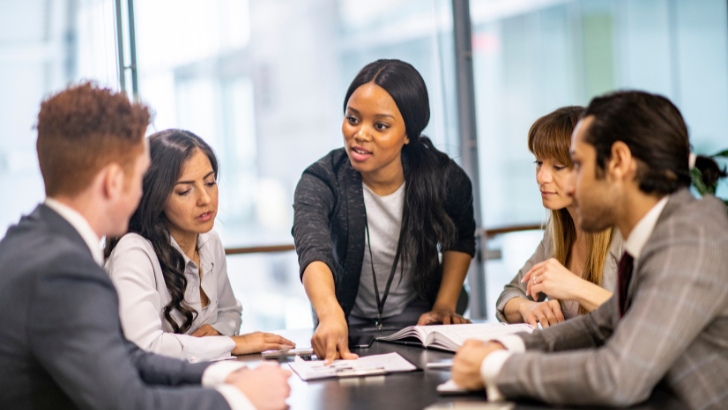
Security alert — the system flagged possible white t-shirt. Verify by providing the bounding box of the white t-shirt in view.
[351,182,416,318]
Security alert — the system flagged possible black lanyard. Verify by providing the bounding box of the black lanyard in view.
[364,217,404,330]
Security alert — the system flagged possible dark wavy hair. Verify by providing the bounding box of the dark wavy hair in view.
[344,59,457,298]
[105,129,218,333]
[583,90,726,193]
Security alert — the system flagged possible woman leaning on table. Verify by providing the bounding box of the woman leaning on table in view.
[292,59,476,361]
[495,106,623,328]
[105,129,294,362]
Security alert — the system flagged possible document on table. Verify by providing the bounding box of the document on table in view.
[288,352,417,381]
[377,323,533,352]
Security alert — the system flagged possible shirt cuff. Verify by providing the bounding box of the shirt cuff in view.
[202,361,248,386]
[215,385,256,410]
[481,350,512,402]
[182,336,237,363]
[493,334,525,353]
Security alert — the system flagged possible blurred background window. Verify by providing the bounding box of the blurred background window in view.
[131,0,458,331]
[470,0,728,318]
[1,0,726,326]
[0,0,117,232]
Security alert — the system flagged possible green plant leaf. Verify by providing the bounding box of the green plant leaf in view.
[712,149,728,158]
[691,167,715,195]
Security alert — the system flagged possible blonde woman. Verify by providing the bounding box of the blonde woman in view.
[495,106,622,328]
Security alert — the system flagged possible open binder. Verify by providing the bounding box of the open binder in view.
[376,323,534,352]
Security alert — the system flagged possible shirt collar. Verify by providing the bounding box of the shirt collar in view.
[169,232,211,267]
[623,195,670,259]
[44,198,104,266]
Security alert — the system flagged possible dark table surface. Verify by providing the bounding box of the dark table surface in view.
[235,328,684,410]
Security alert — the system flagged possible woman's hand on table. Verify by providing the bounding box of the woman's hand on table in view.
[518,299,564,328]
[417,306,471,325]
[311,311,358,364]
[231,332,295,355]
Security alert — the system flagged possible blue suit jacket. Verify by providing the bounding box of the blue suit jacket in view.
[0,205,230,409]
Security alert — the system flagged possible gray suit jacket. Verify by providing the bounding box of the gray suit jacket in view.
[495,189,728,409]
[0,205,230,409]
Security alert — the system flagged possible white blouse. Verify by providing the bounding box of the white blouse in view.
[105,230,242,362]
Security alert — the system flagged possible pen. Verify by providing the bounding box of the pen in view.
[426,361,453,369]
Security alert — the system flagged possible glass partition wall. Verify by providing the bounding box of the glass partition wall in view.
[470,0,728,320]
[129,0,459,331]
[0,0,117,232]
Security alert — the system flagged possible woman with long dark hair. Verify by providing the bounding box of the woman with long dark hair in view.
[293,59,476,361]
[106,129,294,361]
[495,107,623,328]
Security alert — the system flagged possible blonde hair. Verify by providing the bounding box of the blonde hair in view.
[529,106,613,315]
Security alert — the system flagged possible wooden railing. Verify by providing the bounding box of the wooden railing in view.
[477,223,542,238]
[224,223,543,256]
[225,244,296,255]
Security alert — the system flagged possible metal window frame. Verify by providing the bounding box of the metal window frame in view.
[114,0,139,99]
[451,0,487,319]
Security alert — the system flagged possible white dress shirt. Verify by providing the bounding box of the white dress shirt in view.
[479,196,670,401]
[45,198,104,266]
[43,199,254,410]
[105,230,243,362]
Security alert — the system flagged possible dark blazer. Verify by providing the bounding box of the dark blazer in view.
[0,205,230,409]
[495,189,728,409]
[292,148,476,318]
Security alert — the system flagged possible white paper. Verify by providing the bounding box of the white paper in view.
[378,323,534,352]
[289,352,416,381]
[429,323,533,347]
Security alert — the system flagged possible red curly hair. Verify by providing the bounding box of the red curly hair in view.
[36,82,151,197]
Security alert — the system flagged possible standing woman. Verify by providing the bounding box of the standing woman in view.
[293,59,476,362]
[495,106,622,328]
[106,129,294,362]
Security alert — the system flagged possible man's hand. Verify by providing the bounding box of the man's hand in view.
[231,332,296,355]
[191,324,221,337]
[311,312,358,364]
[518,299,564,328]
[226,363,291,410]
[417,306,471,325]
[452,340,506,390]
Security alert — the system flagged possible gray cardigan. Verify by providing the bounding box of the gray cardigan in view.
[292,148,476,318]
[495,227,623,322]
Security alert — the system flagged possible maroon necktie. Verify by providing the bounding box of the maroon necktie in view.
[617,251,634,317]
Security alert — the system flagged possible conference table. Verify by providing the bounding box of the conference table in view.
[235,327,684,410]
